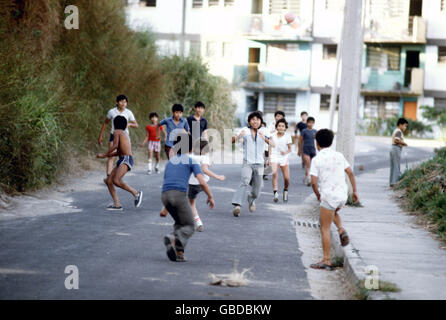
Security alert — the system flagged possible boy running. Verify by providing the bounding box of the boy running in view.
[161,134,215,262]
[268,119,292,203]
[188,140,225,232]
[310,129,359,270]
[390,118,408,187]
[298,116,317,186]
[141,112,165,174]
[295,111,308,168]
[98,95,138,176]
[97,116,143,211]
[231,111,274,217]
[159,104,190,160]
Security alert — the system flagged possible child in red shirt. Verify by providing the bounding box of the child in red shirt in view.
[141,112,166,174]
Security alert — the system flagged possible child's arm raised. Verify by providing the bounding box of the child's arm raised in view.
[345,167,359,203]
[202,164,225,181]
[196,174,215,209]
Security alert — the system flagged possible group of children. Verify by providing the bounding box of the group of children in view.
[96,94,360,270]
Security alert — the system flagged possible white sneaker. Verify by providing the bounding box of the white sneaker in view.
[194,217,203,232]
[273,192,279,203]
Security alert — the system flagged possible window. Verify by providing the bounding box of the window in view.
[264,93,296,115]
[189,40,201,56]
[192,0,203,8]
[364,96,400,119]
[252,0,263,14]
[222,42,233,58]
[323,44,337,60]
[435,98,446,110]
[224,0,234,6]
[320,94,339,111]
[209,0,219,7]
[366,45,401,71]
[269,0,300,15]
[267,43,299,65]
[206,41,219,57]
[325,0,344,12]
[143,0,156,7]
[438,47,446,64]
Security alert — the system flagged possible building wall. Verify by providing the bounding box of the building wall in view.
[423,0,446,39]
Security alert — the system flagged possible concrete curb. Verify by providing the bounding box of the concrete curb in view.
[303,194,390,300]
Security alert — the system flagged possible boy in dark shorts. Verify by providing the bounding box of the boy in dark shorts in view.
[97,116,143,211]
[159,104,190,160]
[295,111,308,168]
[161,133,215,262]
[298,116,317,186]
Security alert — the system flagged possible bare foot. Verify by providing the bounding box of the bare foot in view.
[160,207,168,217]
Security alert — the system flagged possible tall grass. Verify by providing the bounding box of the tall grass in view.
[0,0,234,193]
[396,147,446,241]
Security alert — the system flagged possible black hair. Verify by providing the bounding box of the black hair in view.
[315,129,334,148]
[307,117,315,123]
[274,111,285,118]
[247,111,263,126]
[149,112,159,119]
[301,111,308,116]
[172,104,184,113]
[173,133,190,155]
[275,118,288,129]
[113,115,127,131]
[116,94,128,103]
[194,101,206,109]
[397,118,409,126]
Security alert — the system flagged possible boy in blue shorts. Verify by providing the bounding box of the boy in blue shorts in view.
[97,116,143,211]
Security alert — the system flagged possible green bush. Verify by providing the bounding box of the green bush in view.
[384,116,432,138]
[0,0,234,193]
[396,147,446,241]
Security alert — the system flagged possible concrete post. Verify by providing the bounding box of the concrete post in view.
[336,0,363,170]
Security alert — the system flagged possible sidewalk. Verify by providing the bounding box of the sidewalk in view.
[310,166,446,299]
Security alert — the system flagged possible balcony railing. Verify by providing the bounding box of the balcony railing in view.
[236,14,312,39]
[364,16,426,43]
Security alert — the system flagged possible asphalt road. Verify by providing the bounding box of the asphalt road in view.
[0,139,435,299]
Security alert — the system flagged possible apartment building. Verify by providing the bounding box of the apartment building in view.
[125,0,446,136]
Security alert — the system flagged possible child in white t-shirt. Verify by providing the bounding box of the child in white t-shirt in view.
[268,118,292,203]
[309,129,359,271]
[188,140,225,231]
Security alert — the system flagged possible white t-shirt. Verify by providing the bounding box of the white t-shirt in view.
[189,154,210,185]
[107,107,136,135]
[309,148,351,208]
[270,132,292,158]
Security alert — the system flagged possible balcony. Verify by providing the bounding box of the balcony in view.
[361,67,424,96]
[236,14,312,40]
[233,63,310,89]
[364,16,426,44]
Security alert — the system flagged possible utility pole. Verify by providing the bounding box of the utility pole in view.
[336,0,363,170]
[180,0,186,56]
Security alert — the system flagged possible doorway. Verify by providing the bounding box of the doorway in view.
[403,101,417,120]
[409,0,423,16]
[404,50,420,88]
[248,48,261,82]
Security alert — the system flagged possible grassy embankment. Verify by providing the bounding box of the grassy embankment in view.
[396,147,446,243]
[0,0,234,194]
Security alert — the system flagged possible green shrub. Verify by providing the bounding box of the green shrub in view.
[396,147,446,241]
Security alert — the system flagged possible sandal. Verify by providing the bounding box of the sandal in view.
[310,261,335,271]
[339,231,350,247]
